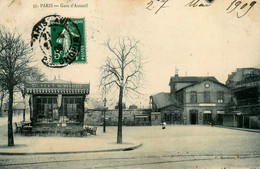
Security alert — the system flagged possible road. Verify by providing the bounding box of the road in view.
[0,125,259,169]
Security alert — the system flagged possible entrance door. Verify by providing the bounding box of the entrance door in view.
[217,114,223,125]
[190,110,198,125]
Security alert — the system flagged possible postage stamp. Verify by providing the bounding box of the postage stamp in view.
[31,15,86,68]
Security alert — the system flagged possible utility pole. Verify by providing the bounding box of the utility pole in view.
[103,97,107,133]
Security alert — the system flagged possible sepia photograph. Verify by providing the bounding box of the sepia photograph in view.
[0,0,260,168]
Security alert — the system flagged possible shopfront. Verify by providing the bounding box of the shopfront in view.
[25,79,90,127]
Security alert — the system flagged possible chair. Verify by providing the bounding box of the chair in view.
[41,127,49,136]
[21,126,33,136]
[15,122,22,133]
[63,127,73,137]
[32,127,42,136]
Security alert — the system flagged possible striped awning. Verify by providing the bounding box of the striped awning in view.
[26,88,89,94]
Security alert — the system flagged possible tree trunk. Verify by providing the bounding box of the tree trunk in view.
[22,95,25,122]
[8,85,14,147]
[0,92,4,117]
[117,86,123,144]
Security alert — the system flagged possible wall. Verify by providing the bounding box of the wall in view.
[151,112,161,125]
[175,82,194,91]
[249,116,259,129]
[184,81,231,104]
[223,115,234,127]
[84,109,146,126]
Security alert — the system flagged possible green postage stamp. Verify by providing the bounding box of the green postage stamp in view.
[31,15,87,68]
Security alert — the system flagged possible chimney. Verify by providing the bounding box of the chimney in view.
[175,67,179,77]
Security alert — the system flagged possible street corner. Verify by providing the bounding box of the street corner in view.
[104,138,143,152]
[0,136,143,155]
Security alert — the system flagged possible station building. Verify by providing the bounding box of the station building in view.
[172,76,231,125]
[151,73,231,125]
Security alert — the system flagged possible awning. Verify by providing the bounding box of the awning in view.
[135,116,149,118]
[217,111,225,114]
[203,110,212,114]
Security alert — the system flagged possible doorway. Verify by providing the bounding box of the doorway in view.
[190,110,198,125]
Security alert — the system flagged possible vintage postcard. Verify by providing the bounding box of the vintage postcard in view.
[0,0,259,168]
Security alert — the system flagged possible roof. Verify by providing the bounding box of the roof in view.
[169,76,219,85]
[151,92,180,109]
[175,79,229,92]
[13,102,25,110]
[84,98,106,111]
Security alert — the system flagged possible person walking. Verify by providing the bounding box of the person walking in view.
[162,122,166,129]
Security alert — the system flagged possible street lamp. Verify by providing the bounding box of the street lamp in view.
[103,98,107,133]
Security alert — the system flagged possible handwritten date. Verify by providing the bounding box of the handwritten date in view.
[146,0,169,14]
[226,0,257,18]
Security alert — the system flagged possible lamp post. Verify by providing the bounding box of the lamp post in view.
[103,98,107,133]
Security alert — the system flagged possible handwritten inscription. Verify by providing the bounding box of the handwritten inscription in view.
[146,0,169,14]
[226,0,257,18]
[146,0,257,19]
[185,0,211,7]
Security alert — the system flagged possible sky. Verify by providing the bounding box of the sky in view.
[1,0,260,108]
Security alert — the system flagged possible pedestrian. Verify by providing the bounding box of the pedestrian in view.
[211,120,215,127]
[162,121,166,129]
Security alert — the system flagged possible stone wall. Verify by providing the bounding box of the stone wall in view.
[84,109,146,126]
[249,116,260,129]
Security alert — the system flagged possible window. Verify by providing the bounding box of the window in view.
[36,96,83,123]
[204,91,210,103]
[217,91,224,103]
[190,91,197,104]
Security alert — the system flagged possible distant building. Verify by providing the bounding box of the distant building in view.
[225,68,260,129]
[13,102,25,116]
[151,73,231,125]
[150,92,182,125]
[226,68,260,88]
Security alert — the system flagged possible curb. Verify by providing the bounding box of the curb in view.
[0,143,143,156]
[215,126,260,133]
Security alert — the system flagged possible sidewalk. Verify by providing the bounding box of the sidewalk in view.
[215,125,260,133]
[0,125,142,155]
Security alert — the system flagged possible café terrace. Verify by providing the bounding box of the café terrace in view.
[23,77,91,136]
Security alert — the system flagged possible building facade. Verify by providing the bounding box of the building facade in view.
[225,68,260,129]
[25,78,90,127]
[174,79,231,125]
[150,92,182,125]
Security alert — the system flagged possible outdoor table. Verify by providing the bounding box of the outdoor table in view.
[20,121,31,127]
[21,126,33,135]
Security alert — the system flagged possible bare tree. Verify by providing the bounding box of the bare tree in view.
[0,26,41,146]
[99,37,144,144]
[0,89,7,117]
[16,67,45,121]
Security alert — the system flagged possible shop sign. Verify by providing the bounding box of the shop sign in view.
[199,103,216,107]
[26,83,89,89]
